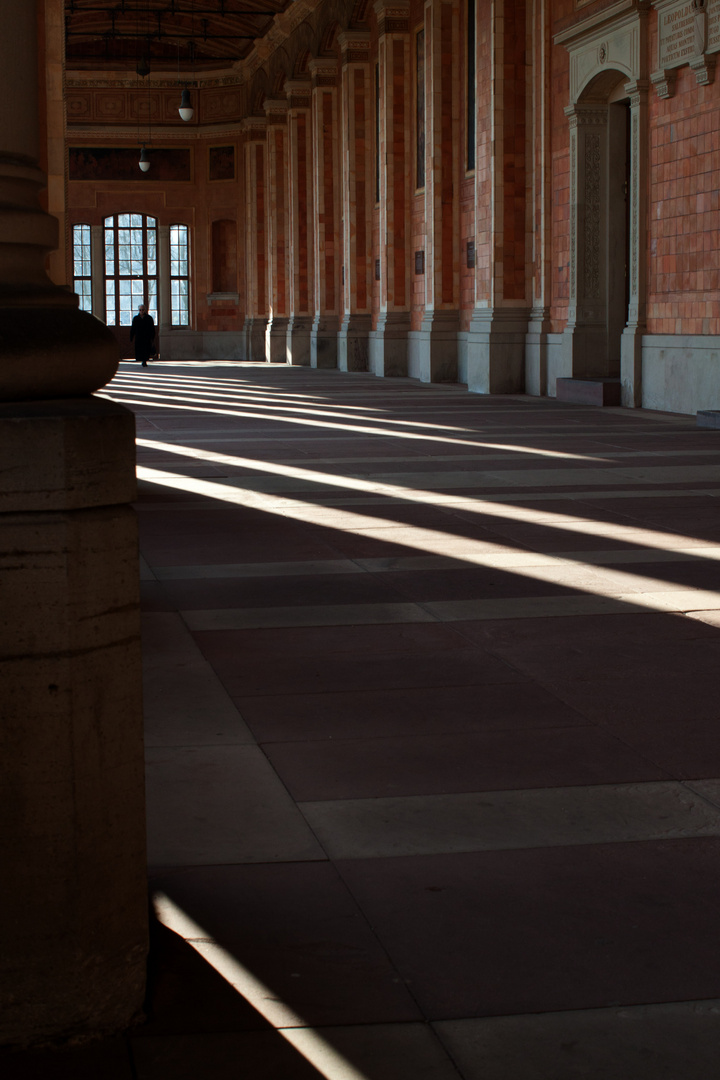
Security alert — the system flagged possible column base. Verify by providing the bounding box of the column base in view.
[368,312,410,378]
[266,317,289,363]
[337,314,371,372]
[310,315,340,369]
[0,398,147,1048]
[466,307,530,394]
[621,325,644,408]
[245,317,268,362]
[525,308,552,397]
[408,310,459,383]
[287,317,312,367]
[556,323,611,396]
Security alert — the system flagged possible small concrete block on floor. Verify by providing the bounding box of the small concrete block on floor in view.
[434,999,720,1080]
[697,410,720,428]
[555,378,622,407]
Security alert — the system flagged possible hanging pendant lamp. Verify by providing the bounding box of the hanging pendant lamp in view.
[179,87,194,122]
[139,144,150,172]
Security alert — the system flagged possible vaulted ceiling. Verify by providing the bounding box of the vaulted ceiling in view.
[64,0,293,71]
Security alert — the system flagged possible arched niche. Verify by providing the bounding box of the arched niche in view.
[556,0,650,407]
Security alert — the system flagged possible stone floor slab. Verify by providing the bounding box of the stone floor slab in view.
[233,681,589,742]
[263,727,665,801]
[434,999,720,1080]
[299,780,720,859]
[145,745,324,866]
[336,839,720,1019]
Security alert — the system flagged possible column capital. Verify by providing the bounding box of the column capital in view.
[284,80,312,109]
[373,0,410,35]
[264,97,289,123]
[241,116,267,139]
[338,30,372,64]
[308,58,339,87]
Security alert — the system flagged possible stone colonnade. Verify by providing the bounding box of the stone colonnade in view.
[231,0,659,410]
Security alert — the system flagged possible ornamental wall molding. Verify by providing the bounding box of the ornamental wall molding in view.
[556,0,649,104]
[66,125,244,141]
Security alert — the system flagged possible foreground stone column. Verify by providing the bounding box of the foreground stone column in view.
[0,0,147,1047]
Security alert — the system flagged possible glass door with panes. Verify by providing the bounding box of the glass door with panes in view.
[104,213,157,358]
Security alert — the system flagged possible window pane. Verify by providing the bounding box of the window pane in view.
[104,215,114,228]
[146,216,156,228]
[130,214,143,227]
[118,213,131,227]
[74,278,92,312]
[105,279,116,325]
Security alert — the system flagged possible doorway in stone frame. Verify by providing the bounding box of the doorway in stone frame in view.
[560,71,635,406]
[606,88,632,379]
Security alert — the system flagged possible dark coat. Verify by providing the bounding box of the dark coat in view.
[130,313,156,362]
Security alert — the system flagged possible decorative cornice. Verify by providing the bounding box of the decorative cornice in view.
[373,0,410,35]
[65,126,242,141]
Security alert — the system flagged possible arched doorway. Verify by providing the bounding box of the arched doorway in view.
[557,3,649,407]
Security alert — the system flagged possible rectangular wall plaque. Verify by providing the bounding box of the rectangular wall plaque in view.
[415,250,425,274]
[466,240,476,268]
[656,0,720,69]
[375,258,381,281]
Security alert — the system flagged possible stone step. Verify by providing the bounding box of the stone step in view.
[556,377,622,407]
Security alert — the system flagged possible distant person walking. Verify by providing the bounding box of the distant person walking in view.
[130,304,156,367]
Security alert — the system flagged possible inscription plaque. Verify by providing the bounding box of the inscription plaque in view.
[656,0,720,69]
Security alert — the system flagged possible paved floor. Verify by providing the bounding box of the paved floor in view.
[8,362,720,1077]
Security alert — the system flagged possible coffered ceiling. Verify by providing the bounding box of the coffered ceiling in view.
[64,0,293,71]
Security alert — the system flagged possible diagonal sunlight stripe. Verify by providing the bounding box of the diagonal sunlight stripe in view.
[136,438,720,557]
[105,388,599,458]
[136,466,720,619]
[154,893,371,1080]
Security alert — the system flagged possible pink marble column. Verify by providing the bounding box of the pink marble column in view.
[368,0,412,378]
[337,30,373,373]
[309,58,341,369]
[466,0,530,394]
[264,97,290,363]
[285,80,314,367]
[241,117,269,362]
[410,0,461,384]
